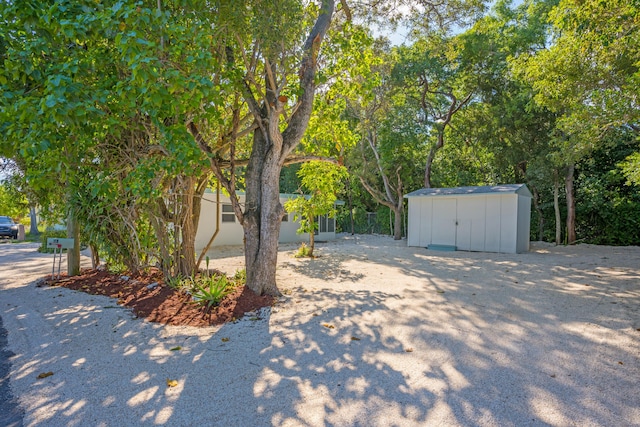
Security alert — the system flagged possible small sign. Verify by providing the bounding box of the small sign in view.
[47,238,75,249]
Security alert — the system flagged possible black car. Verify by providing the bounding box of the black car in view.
[0,216,18,239]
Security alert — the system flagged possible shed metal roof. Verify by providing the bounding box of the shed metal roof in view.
[404,184,531,198]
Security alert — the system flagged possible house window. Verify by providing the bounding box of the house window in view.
[319,215,327,233]
[222,204,235,222]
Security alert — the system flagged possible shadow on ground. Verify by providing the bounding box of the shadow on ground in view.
[2,238,639,425]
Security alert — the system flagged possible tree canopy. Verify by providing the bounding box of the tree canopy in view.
[1,0,638,291]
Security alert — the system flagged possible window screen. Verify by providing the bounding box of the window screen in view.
[222,204,235,222]
[319,215,327,233]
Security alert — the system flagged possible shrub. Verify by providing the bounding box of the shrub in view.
[190,275,232,309]
[295,242,313,258]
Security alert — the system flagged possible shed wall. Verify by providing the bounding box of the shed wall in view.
[516,194,532,253]
[406,191,531,254]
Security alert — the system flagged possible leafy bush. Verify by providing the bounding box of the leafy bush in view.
[295,243,313,258]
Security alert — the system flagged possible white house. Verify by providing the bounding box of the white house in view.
[195,190,340,253]
[404,184,532,254]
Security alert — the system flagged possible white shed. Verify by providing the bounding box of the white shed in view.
[404,184,532,253]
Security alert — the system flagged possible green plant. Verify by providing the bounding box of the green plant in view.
[294,243,313,258]
[191,275,232,309]
[106,263,128,275]
[232,269,246,285]
[166,275,185,290]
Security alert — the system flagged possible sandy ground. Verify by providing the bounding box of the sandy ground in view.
[0,235,639,426]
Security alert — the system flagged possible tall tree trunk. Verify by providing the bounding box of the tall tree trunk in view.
[67,208,80,276]
[192,0,335,296]
[29,206,39,235]
[553,169,562,245]
[174,175,207,277]
[565,163,576,244]
[393,205,403,240]
[241,1,334,296]
[243,130,284,296]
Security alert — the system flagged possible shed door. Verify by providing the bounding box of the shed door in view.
[456,197,486,251]
[431,198,457,246]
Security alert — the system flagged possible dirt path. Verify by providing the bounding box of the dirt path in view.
[1,237,639,426]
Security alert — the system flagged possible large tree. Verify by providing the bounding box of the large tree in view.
[188,0,336,295]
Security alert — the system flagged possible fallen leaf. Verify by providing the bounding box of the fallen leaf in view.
[37,372,54,379]
[436,290,445,294]
[350,336,361,341]
[618,361,624,365]
[405,348,413,353]
[322,323,335,329]
[170,346,181,351]
[249,317,260,321]
[312,313,319,317]
[221,337,230,342]
[166,379,178,387]
[550,374,556,378]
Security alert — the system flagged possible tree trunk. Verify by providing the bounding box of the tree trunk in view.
[89,243,100,269]
[308,216,316,256]
[393,205,403,240]
[553,169,561,245]
[240,1,334,296]
[424,132,444,188]
[174,175,205,277]
[565,163,576,244]
[67,208,80,276]
[243,131,284,296]
[29,206,39,235]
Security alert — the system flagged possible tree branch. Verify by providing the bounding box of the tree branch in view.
[359,176,396,210]
[281,0,335,158]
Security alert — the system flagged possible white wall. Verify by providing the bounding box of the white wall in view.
[195,191,337,254]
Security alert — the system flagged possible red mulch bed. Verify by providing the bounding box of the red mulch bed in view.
[44,269,274,327]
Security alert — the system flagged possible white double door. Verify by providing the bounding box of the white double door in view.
[431,196,499,252]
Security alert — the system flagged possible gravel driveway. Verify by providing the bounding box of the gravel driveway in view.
[0,237,639,426]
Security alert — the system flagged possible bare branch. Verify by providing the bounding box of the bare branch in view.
[359,176,396,210]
